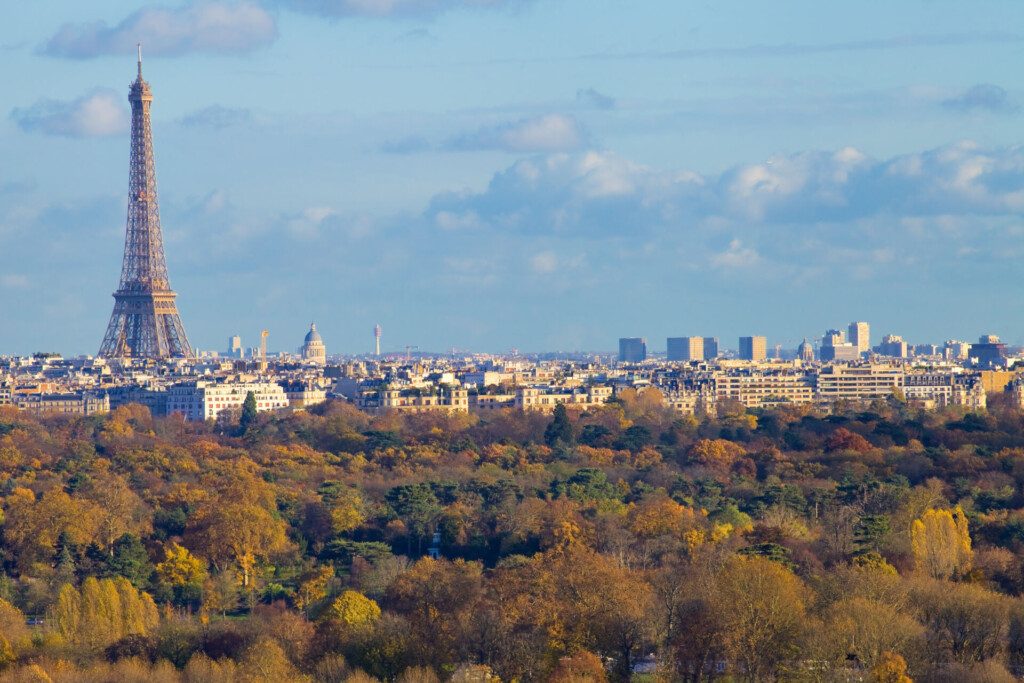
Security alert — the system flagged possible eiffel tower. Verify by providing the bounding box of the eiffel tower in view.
[99,47,192,359]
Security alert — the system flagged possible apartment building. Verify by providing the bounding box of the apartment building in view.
[167,381,289,421]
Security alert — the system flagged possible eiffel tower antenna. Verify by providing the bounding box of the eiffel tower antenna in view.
[98,50,193,359]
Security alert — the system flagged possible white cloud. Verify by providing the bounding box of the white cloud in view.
[710,239,760,269]
[529,250,557,273]
[44,2,276,58]
[435,209,481,230]
[288,206,336,239]
[447,114,586,153]
[11,89,128,137]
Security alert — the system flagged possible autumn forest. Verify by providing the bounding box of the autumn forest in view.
[1,391,1024,681]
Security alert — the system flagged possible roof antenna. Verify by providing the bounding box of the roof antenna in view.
[137,43,142,78]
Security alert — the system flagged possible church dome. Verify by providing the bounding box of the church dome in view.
[304,323,323,345]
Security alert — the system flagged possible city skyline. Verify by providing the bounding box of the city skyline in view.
[3,2,1024,355]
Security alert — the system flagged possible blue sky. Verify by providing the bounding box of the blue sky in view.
[2,1,1024,355]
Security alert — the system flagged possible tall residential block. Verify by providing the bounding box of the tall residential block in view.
[703,337,719,360]
[667,336,704,362]
[618,337,647,362]
[848,321,870,355]
[738,336,767,361]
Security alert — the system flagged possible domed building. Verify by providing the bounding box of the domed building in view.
[301,323,326,365]
[797,338,814,362]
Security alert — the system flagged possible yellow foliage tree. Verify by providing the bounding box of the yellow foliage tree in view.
[324,590,381,627]
[911,506,972,579]
[295,565,334,612]
[185,460,290,588]
[156,542,208,587]
[48,577,158,651]
[329,490,365,535]
[871,651,913,683]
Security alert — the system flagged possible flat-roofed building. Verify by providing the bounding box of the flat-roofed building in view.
[848,321,870,355]
[715,372,815,408]
[703,337,720,360]
[167,381,289,421]
[618,338,647,363]
[738,336,767,361]
[877,335,909,359]
[357,387,469,414]
[816,365,904,402]
[667,336,704,362]
[513,385,613,412]
[970,335,1008,369]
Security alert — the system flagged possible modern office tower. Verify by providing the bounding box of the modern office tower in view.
[618,337,647,362]
[848,321,870,355]
[969,334,1008,369]
[227,335,243,358]
[667,336,704,362]
[877,334,909,358]
[822,329,845,347]
[703,337,719,360]
[820,329,859,362]
[98,48,192,359]
[738,336,767,361]
[944,339,970,360]
[374,324,382,356]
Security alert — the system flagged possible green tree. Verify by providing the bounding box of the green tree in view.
[544,404,574,447]
[240,391,258,433]
[386,484,441,554]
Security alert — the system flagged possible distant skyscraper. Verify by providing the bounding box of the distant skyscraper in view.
[738,336,767,361]
[374,324,382,356]
[944,339,970,360]
[667,336,704,362]
[98,48,192,359]
[228,335,242,358]
[822,329,845,347]
[969,334,1007,369]
[703,337,719,360]
[848,321,870,355]
[878,334,909,358]
[618,337,647,363]
[820,329,858,362]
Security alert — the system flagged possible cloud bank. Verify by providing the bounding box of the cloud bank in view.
[428,142,1024,238]
[44,2,276,58]
[11,89,128,137]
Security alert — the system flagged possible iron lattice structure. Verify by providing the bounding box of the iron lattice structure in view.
[99,51,192,359]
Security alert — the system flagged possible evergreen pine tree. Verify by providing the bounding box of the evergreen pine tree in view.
[544,403,575,447]
[239,391,258,434]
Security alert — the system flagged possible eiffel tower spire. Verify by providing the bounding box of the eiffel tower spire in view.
[98,47,193,359]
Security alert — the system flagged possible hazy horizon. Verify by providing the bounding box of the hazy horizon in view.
[3,1,1024,355]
